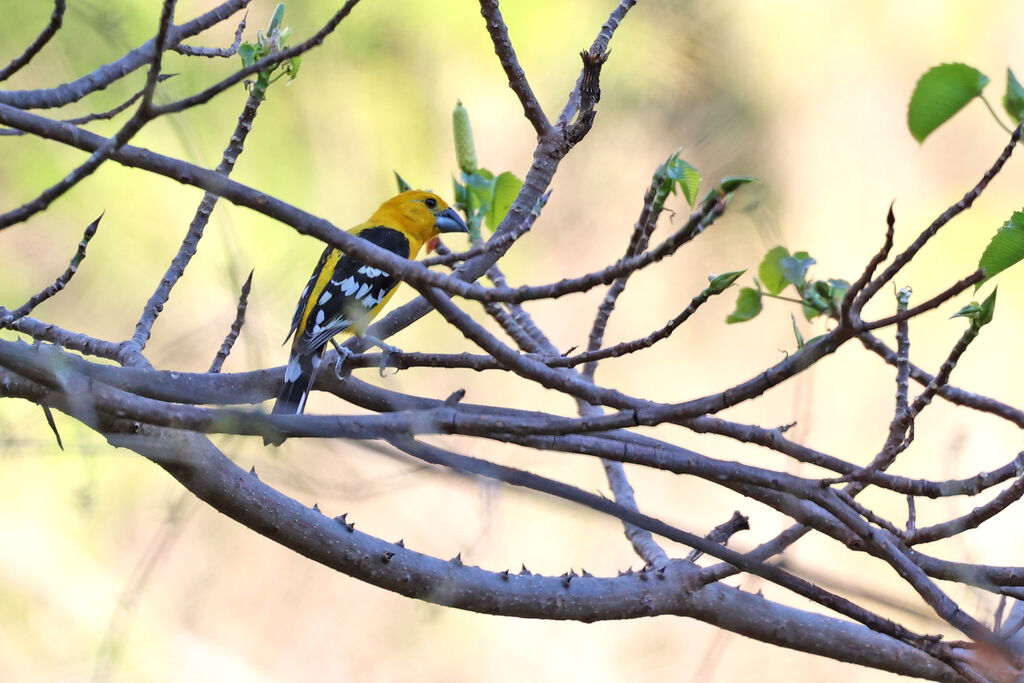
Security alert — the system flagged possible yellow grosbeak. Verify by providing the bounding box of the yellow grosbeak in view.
[272,190,467,415]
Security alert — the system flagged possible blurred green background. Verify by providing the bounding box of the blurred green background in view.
[2,1,1024,681]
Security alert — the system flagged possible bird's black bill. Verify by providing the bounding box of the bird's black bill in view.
[435,207,469,233]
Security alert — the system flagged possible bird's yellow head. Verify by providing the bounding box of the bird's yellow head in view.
[369,190,468,252]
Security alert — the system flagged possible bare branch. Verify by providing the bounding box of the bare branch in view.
[1,213,100,325]
[0,0,66,82]
[174,12,246,58]
[209,270,253,374]
[478,0,552,136]
[150,1,364,117]
[127,86,267,358]
[857,124,1022,306]
[0,0,250,109]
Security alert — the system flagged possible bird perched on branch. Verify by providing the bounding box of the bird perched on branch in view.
[270,190,468,418]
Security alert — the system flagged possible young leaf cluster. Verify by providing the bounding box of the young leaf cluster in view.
[727,246,849,325]
[238,3,301,99]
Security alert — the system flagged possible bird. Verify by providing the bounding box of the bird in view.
[270,190,468,418]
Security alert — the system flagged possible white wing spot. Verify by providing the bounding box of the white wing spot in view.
[362,292,383,308]
[315,309,325,325]
[357,265,387,278]
[337,277,358,295]
[356,283,371,299]
[318,290,332,304]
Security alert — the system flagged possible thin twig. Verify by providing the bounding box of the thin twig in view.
[0,75,177,137]
[860,332,1024,428]
[477,0,552,136]
[0,0,177,232]
[0,0,249,110]
[127,85,266,359]
[0,0,66,82]
[209,270,253,373]
[907,475,1024,545]
[856,124,1022,306]
[841,201,895,322]
[174,12,246,58]
[150,1,363,117]
[1,213,101,325]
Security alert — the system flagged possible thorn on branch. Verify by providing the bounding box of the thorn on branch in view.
[41,405,63,450]
[450,552,463,566]
[444,388,466,406]
[312,502,321,513]
[249,465,259,479]
[336,513,355,532]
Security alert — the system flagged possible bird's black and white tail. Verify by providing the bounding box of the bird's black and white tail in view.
[272,347,324,415]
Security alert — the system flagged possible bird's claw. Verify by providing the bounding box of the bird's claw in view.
[330,340,354,380]
[364,335,401,376]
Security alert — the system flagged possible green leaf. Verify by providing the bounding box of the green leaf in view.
[1004,68,1024,123]
[452,178,467,207]
[267,3,286,35]
[286,56,301,82]
[653,151,701,209]
[394,171,412,193]
[802,286,828,320]
[908,63,989,143]
[719,175,759,193]
[978,288,997,326]
[952,289,997,329]
[977,210,1024,287]
[463,169,494,185]
[239,42,257,67]
[706,270,745,295]
[670,158,702,208]
[758,246,791,295]
[779,251,816,289]
[727,287,763,323]
[485,172,522,231]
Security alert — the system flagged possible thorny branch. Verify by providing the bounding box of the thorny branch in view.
[2,2,1024,682]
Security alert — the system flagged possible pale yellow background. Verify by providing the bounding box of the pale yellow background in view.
[2,1,1024,681]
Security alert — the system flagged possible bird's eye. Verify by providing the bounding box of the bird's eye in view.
[424,197,437,209]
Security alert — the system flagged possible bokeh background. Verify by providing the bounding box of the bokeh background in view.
[2,1,1024,680]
